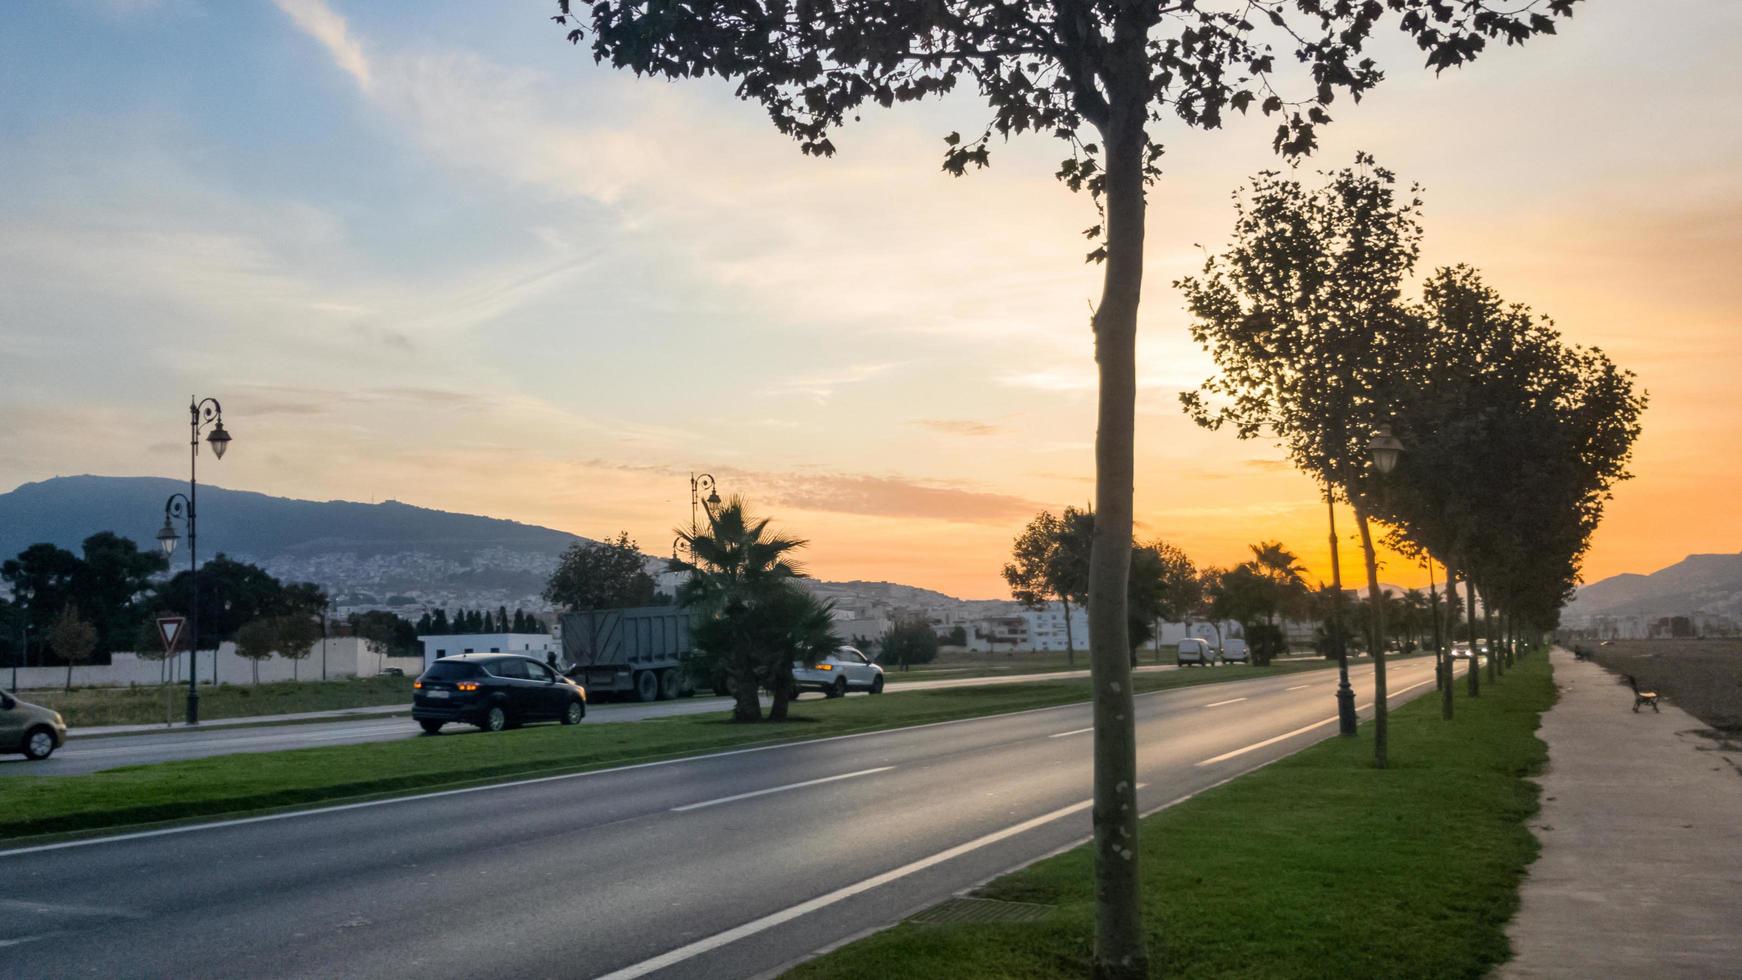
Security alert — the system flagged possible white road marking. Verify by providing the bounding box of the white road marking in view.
[602,788,1148,980]
[1048,727,1094,739]
[1194,678,1437,767]
[1202,698,1248,708]
[1285,684,1313,691]
[0,936,46,949]
[670,767,894,813]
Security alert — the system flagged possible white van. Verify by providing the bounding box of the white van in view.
[1176,638,1216,667]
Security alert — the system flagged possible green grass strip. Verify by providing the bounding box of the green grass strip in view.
[786,654,1555,980]
[1,659,1352,843]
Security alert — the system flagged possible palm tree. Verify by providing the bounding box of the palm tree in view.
[676,497,808,722]
[1400,588,1429,651]
[1249,541,1310,631]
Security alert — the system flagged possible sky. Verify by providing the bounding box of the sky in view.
[1,1,1737,599]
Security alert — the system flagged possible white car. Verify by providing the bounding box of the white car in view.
[793,646,885,698]
[1176,638,1216,667]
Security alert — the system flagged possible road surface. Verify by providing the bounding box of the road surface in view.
[0,661,1437,979]
[4,663,1192,777]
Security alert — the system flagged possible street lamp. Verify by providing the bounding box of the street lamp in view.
[1369,423,1404,475]
[675,473,723,565]
[155,396,232,726]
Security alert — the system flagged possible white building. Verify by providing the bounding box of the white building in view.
[417,632,558,669]
[1019,605,1091,652]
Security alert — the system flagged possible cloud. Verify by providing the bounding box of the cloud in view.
[915,419,1003,437]
[274,0,372,90]
[765,363,899,402]
[760,473,1042,525]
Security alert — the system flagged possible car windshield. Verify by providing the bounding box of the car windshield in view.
[424,662,483,681]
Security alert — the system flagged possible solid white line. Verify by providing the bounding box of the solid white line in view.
[1048,727,1094,739]
[1202,698,1248,708]
[1285,684,1313,691]
[1194,678,1437,768]
[670,767,894,813]
[594,795,1100,980]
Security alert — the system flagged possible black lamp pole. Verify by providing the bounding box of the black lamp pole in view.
[675,473,722,565]
[1325,488,1358,736]
[156,396,231,726]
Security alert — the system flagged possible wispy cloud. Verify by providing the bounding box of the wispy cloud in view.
[274,0,371,89]
[765,363,899,402]
[914,418,1003,437]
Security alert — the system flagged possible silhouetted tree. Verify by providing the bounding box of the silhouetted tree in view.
[50,605,97,691]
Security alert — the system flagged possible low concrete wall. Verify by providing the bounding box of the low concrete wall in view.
[6,637,389,690]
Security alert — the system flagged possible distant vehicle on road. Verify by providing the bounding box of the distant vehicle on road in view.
[1176,638,1216,667]
[561,606,698,702]
[381,666,406,677]
[1451,642,1478,660]
[793,646,885,698]
[1219,638,1251,664]
[1,690,67,760]
[412,654,587,734]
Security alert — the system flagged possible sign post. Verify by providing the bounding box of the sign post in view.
[156,616,186,727]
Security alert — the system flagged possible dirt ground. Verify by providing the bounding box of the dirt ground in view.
[1587,639,1742,732]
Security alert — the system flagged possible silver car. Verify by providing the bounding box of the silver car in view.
[2,690,68,760]
[792,646,885,698]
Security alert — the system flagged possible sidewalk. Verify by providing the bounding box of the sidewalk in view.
[69,702,409,738]
[1501,647,1742,978]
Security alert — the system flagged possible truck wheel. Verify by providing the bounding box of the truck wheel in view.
[658,669,680,701]
[23,726,56,761]
[418,720,443,735]
[634,670,659,703]
[480,706,508,733]
[828,677,847,699]
[561,699,584,725]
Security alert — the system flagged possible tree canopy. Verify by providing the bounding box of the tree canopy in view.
[544,532,658,613]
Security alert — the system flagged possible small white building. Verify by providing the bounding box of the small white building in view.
[417,633,558,669]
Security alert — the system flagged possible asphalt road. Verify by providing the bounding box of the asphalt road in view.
[0,660,1437,979]
[3,664,1192,777]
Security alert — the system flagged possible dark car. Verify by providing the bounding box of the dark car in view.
[412,654,587,734]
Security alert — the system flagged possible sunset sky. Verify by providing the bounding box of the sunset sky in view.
[1,1,1736,599]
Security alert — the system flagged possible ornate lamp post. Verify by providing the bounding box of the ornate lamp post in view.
[154,396,232,725]
[673,472,722,564]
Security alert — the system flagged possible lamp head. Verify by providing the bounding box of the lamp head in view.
[206,421,232,460]
[1369,423,1404,475]
[156,517,180,556]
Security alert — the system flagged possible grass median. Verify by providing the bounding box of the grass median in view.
[786,652,1555,980]
[1,658,1356,843]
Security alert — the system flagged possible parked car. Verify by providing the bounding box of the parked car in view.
[412,654,587,734]
[1176,638,1216,667]
[1,690,67,761]
[381,667,406,677]
[1220,640,1250,665]
[793,646,885,698]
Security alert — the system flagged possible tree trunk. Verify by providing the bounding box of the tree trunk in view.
[1086,68,1149,980]
[1462,571,1480,698]
[1484,597,1501,683]
[731,648,761,723]
[1061,594,1075,667]
[768,670,791,721]
[1430,556,1451,721]
[66,659,73,693]
[1354,508,1390,769]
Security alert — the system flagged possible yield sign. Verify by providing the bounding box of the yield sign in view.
[156,616,187,654]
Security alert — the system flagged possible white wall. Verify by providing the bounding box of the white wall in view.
[417,633,555,669]
[6,637,385,691]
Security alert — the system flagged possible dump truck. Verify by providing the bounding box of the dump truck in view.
[560,606,699,702]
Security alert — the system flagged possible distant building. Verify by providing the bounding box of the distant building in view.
[417,632,558,668]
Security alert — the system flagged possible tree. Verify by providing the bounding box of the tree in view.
[1002,508,1092,664]
[234,618,278,685]
[274,614,323,681]
[550,1,1577,969]
[947,625,968,648]
[761,584,841,721]
[2,543,81,650]
[72,532,169,657]
[1181,157,1432,766]
[144,555,321,651]
[879,614,940,672]
[1248,541,1309,628]
[49,605,97,692]
[1127,541,1199,664]
[677,497,809,722]
[350,611,419,659]
[545,533,657,613]
[1206,564,1282,665]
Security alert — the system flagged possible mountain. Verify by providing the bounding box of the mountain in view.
[0,475,589,609]
[1563,552,1742,623]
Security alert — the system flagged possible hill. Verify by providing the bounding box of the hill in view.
[1564,552,1742,624]
[0,475,589,610]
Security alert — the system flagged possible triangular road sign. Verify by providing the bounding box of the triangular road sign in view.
[156,616,187,654]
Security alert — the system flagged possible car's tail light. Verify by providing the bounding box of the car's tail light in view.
[813,663,833,671]
[456,682,481,692]
[413,681,423,689]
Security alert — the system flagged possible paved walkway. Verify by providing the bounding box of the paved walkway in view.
[1501,647,1742,978]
